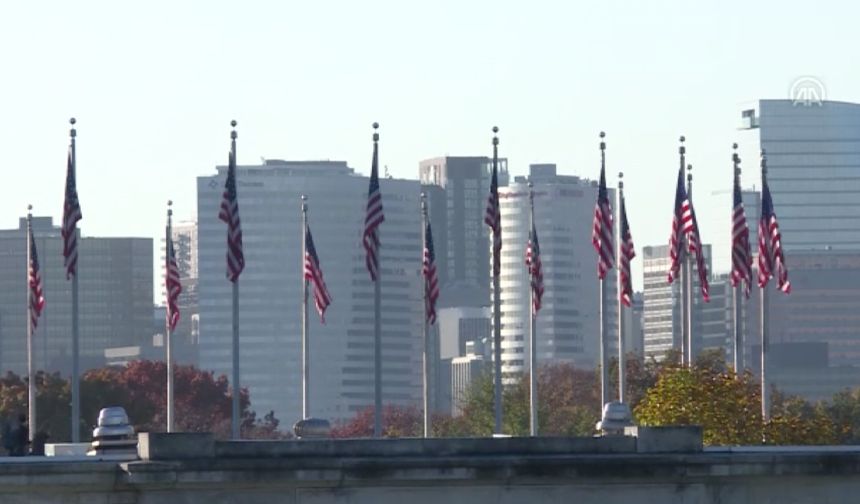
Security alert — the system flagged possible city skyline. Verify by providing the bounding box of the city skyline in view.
[1,1,858,302]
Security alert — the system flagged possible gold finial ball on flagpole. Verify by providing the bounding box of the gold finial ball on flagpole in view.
[618,171,624,190]
[600,131,606,151]
[27,204,33,212]
[687,164,693,183]
[230,120,237,140]
[70,117,76,125]
[732,142,738,150]
[372,122,379,142]
[492,126,499,146]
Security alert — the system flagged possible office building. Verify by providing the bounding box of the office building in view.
[741,250,860,368]
[420,156,509,307]
[0,217,152,375]
[739,99,860,251]
[158,219,199,365]
[497,164,618,376]
[451,341,488,416]
[197,160,423,423]
[641,244,717,361]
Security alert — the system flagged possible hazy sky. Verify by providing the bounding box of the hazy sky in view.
[1,0,858,298]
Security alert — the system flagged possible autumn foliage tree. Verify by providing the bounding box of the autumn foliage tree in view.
[0,361,282,442]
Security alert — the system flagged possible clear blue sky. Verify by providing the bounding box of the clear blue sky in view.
[1,0,858,299]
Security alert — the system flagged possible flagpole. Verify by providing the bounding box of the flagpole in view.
[616,172,626,404]
[685,164,694,365]
[732,144,744,373]
[301,195,310,421]
[372,123,383,439]
[528,182,538,437]
[491,126,503,436]
[166,201,175,433]
[760,150,769,423]
[598,133,611,409]
[678,137,689,365]
[27,208,36,445]
[69,118,81,443]
[421,193,431,438]
[230,120,241,440]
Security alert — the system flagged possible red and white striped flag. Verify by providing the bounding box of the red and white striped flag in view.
[618,194,635,307]
[667,165,709,301]
[29,222,45,329]
[758,171,791,294]
[485,160,501,277]
[731,162,753,298]
[592,162,614,279]
[305,225,332,323]
[165,226,181,332]
[218,151,244,282]
[423,221,440,325]
[525,220,544,315]
[364,135,385,282]
[62,148,82,280]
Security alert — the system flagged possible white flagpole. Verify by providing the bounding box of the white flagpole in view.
[678,138,689,365]
[528,182,538,437]
[616,172,626,404]
[69,118,81,443]
[598,133,609,409]
[166,203,175,432]
[760,151,770,423]
[301,195,310,420]
[491,127,503,435]
[372,123,383,439]
[732,144,744,373]
[27,208,36,445]
[230,121,241,440]
[421,193,431,438]
[685,164,694,365]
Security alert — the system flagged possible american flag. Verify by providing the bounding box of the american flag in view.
[618,193,635,307]
[29,223,45,329]
[730,161,753,298]
[165,226,181,332]
[758,169,791,294]
[485,159,501,277]
[525,219,544,315]
[667,166,688,284]
[364,135,385,282]
[305,225,332,323]
[423,221,440,325]
[62,148,82,280]
[218,151,244,282]
[667,166,710,301]
[591,162,614,279]
[687,202,711,302]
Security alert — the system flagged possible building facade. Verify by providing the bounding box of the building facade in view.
[420,156,509,307]
[0,217,152,376]
[497,165,618,376]
[740,99,860,251]
[641,244,718,361]
[197,160,423,424]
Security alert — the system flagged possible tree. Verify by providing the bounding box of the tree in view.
[330,405,423,438]
[635,357,839,446]
[0,361,281,442]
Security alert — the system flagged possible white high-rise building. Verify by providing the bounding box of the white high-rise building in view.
[197,160,423,424]
[496,165,618,377]
[641,244,719,361]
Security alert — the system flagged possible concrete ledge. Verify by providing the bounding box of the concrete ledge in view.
[213,436,637,459]
[138,432,215,461]
[625,426,704,453]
